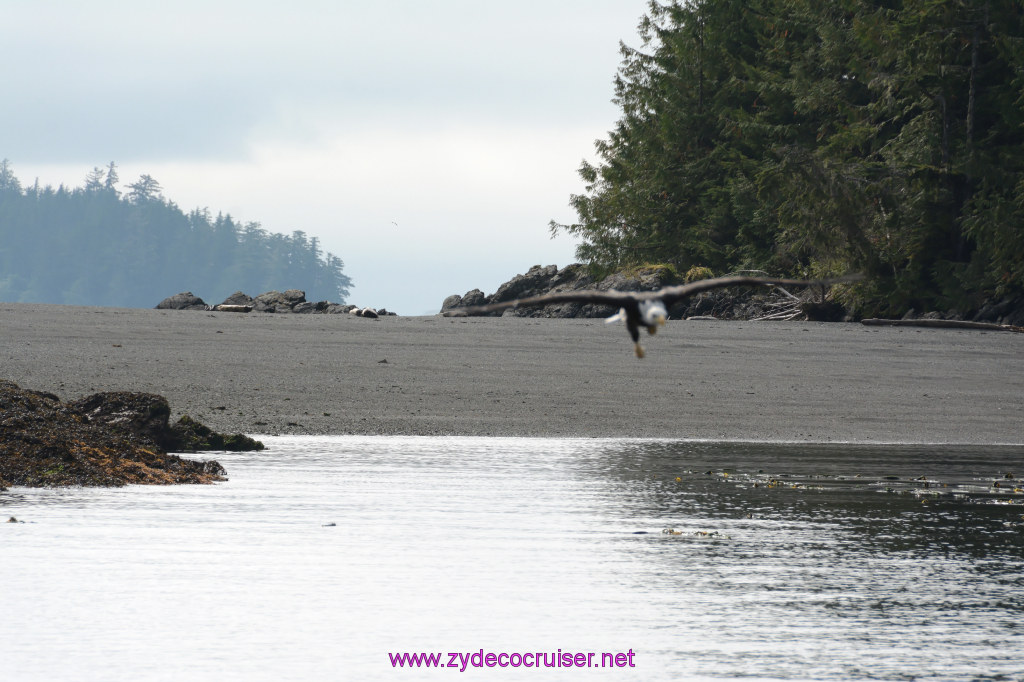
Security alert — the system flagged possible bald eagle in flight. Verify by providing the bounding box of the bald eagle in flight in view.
[443,274,856,358]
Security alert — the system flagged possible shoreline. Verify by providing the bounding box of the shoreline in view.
[258,433,1024,448]
[2,302,1022,446]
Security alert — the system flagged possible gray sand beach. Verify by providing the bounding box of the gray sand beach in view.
[2,302,1021,444]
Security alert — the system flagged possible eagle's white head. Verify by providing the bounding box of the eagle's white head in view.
[640,300,668,333]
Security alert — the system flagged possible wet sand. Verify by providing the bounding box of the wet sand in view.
[2,302,1021,444]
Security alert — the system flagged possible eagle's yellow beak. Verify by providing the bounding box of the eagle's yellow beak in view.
[646,313,666,335]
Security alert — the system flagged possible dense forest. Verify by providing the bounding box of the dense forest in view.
[0,160,351,307]
[553,0,1024,316]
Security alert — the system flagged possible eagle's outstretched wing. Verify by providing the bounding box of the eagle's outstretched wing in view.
[442,289,637,317]
[639,275,858,306]
[443,274,860,317]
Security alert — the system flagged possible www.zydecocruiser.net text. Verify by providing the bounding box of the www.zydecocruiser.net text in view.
[389,649,637,671]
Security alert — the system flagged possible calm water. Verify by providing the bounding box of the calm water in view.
[2,437,1023,681]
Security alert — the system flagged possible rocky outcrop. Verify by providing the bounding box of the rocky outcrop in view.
[970,297,1024,326]
[490,264,562,304]
[156,290,396,316]
[0,381,263,489]
[220,291,254,307]
[67,391,263,454]
[441,264,711,319]
[169,415,266,452]
[156,292,209,310]
[247,289,394,316]
[443,264,1024,323]
[251,289,308,313]
[442,289,488,313]
[68,391,180,451]
[441,266,598,317]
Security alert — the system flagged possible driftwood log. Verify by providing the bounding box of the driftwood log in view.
[861,318,1024,333]
[213,304,253,313]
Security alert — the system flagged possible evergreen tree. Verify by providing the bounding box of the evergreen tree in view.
[126,174,162,203]
[0,158,21,193]
[84,166,106,192]
[104,162,120,196]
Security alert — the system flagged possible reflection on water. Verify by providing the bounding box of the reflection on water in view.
[2,438,1022,681]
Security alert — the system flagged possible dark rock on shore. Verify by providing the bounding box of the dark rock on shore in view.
[800,300,848,322]
[0,381,262,489]
[156,292,209,311]
[251,289,308,313]
[155,290,397,316]
[969,297,1024,326]
[441,265,599,317]
[891,299,1024,326]
[220,291,254,306]
[69,391,264,454]
[239,290,396,316]
[68,391,179,450]
[170,415,266,452]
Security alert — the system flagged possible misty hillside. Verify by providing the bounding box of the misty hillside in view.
[0,160,351,308]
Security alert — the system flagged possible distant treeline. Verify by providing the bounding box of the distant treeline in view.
[553,0,1024,316]
[0,160,351,307]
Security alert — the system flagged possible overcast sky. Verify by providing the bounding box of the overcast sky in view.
[3,1,652,314]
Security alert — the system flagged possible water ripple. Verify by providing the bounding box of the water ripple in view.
[2,437,1022,681]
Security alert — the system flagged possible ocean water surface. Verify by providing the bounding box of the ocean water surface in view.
[2,437,1023,681]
